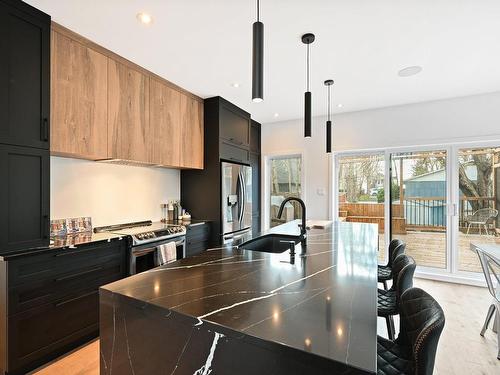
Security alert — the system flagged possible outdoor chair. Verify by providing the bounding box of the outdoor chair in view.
[475,248,500,360]
[465,208,498,235]
[377,287,445,375]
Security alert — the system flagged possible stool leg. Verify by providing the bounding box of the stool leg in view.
[383,280,388,290]
[389,315,396,340]
[496,310,500,360]
[481,304,495,336]
[386,316,395,340]
[385,317,392,340]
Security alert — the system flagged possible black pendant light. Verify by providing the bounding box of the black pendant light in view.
[252,0,264,102]
[302,33,315,137]
[324,79,333,153]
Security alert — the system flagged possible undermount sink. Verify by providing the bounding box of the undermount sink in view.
[238,234,301,253]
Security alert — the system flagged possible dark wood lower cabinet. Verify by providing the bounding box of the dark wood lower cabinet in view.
[185,222,211,257]
[0,239,127,375]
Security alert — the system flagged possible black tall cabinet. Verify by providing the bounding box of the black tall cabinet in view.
[181,97,261,245]
[250,120,261,236]
[0,0,50,253]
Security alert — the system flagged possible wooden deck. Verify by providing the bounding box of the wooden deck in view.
[378,230,500,273]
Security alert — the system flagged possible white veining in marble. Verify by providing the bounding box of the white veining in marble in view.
[147,255,238,272]
[193,332,224,375]
[197,265,337,320]
[122,315,136,375]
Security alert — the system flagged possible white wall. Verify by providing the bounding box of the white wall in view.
[51,157,180,227]
[261,119,331,222]
[262,92,500,221]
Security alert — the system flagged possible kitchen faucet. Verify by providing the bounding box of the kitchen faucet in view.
[277,197,307,244]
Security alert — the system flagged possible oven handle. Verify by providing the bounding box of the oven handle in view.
[131,237,185,255]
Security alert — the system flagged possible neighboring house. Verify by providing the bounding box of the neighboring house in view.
[403,164,477,227]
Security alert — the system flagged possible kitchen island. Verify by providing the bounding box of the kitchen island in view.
[99,221,379,374]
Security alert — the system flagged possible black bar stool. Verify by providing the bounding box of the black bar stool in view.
[378,239,406,290]
[377,287,445,375]
[377,254,416,340]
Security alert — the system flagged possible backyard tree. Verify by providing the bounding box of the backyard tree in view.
[458,153,493,211]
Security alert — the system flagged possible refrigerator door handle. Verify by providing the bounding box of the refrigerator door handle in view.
[237,172,244,225]
[240,171,246,224]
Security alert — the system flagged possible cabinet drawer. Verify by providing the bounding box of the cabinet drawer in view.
[186,241,209,257]
[8,239,126,287]
[9,258,125,315]
[186,224,210,238]
[220,142,250,164]
[8,289,99,373]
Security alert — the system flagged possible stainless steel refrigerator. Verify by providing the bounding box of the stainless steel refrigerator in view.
[221,162,252,244]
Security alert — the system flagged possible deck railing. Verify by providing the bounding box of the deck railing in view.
[404,196,496,230]
[403,197,446,230]
[339,197,497,232]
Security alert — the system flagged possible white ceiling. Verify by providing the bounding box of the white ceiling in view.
[26,0,500,123]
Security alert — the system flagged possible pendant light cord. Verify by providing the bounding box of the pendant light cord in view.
[257,0,260,22]
[328,84,331,121]
[307,44,310,91]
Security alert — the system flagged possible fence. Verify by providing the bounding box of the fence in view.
[339,196,497,233]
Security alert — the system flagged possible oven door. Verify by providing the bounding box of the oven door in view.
[129,236,185,275]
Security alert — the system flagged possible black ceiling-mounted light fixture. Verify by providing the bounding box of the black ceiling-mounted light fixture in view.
[302,33,315,137]
[324,79,334,153]
[252,0,264,102]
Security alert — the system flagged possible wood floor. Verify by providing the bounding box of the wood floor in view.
[30,279,500,375]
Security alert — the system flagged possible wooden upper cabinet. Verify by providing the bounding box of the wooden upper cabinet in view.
[49,23,203,169]
[150,79,181,166]
[50,31,108,159]
[180,95,204,169]
[107,60,151,163]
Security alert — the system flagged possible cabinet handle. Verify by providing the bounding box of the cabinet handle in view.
[41,118,49,142]
[229,138,244,145]
[55,290,98,307]
[55,246,107,257]
[55,266,104,282]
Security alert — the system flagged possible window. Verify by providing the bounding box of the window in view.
[269,155,302,228]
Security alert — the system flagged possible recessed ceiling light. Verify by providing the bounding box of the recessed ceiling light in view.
[136,12,153,25]
[273,113,279,118]
[337,103,343,108]
[398,66,422,77]
[231,82,240,88]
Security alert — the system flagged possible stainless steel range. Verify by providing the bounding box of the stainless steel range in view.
[95,220,186,275]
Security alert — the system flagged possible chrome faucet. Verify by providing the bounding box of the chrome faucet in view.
[277,197,307,240]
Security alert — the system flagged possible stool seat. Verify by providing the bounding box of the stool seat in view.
[377,336,414,375]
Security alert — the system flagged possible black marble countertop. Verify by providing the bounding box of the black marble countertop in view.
[101,220,379,373]
[0,231,123,260]
[0,218,210,260]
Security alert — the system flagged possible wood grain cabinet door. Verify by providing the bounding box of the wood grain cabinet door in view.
[50,31,108,159]
[180,95,204,169]
[107,61,151,162]
[150,79,181,167]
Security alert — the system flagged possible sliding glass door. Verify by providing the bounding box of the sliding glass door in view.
[335,144,500,281]
[456,147,500,274]
[390,150,449,271]
[337,153,386,262]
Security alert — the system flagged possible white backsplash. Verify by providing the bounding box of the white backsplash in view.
[50,157,180,227]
